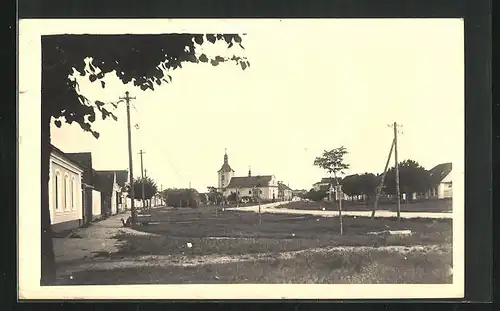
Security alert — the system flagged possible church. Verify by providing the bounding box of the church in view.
[217,150,281,201]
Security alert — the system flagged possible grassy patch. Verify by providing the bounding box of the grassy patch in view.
[61,245,452,285]
[108,212,451,258]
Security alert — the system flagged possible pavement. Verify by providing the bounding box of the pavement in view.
[53,210,159,265]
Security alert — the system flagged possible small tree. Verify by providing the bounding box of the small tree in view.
[313,146,350,198]
[305,188,327,202]
[313,146,350,235]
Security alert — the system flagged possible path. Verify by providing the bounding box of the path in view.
[227,202,453,219]
[53,211,159,265]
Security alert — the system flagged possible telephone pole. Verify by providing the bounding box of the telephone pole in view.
[392,122,403,221]
[139,150,146,209]
[120,91,137,225]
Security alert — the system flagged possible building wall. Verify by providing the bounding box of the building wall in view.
[218,170,234,189]
[49,153,83,232]
[225,186,279,201]
[438,182,453,199]
[92,189,102,218]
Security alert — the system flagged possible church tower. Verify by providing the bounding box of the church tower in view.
[217,149,234,190]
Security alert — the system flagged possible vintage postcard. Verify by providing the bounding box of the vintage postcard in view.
[18,18,464,300]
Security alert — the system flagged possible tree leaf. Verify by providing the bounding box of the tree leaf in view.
[89,74,97,82]
[206,34,216,44]
[240,61,247,70]
[100,81,105,88]
[54,120,62,127]
[199,54,209,63]
[92,131,100,139]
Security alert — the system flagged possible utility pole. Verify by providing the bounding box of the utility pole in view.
[138,149,146,209]
[120,91,137,225]
[372,138,395,218]
[392,122,402,221]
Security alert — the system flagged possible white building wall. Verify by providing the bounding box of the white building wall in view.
[218,170,234,189]
[49,153,83,226]
[92,190,102,217]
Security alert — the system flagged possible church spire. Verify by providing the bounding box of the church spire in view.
[224,148,228,164]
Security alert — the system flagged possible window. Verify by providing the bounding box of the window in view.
[64,175,70,211]
[55,172,60,211]
[249,190,252,195]
[71,178,76,211]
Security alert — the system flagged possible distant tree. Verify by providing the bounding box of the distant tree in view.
[227,192,237,202]
[384,159,432,200]
[39,33,250,283]
[305,188,327,202]
[164,188,200,208]
[126,177,158,207]
[340,174,361,199]
[207,186,224,205]
[357,173,379,201]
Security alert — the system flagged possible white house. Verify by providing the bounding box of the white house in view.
[94,170,129,216]
[428,162,453,199]
[49,145,84,233]
[278,182,293,201]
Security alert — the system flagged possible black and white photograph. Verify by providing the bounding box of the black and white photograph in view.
[18,19,464,299]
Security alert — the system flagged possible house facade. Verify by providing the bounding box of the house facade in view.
[94,170,129,216]
[49,145,84,233]
[278,182,293,201]
[312,177,339,191]
[65,152,97,224]
[428,162,453,199]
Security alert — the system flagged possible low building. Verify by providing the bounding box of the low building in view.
[277,182,293,201]
[428,162,453,199]
[49,145,84,233]
[94,170,129,216]
[65,152,98,224]
[312,177,339,191]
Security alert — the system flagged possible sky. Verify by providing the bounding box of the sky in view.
[49,19,464,193]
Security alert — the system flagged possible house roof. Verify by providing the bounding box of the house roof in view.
[93,170,127,196]
[226,175,273,188]
[64,152,93,183]
[278,183,292,191]
[314,177,342,185]
[429,162,452,185]
[50,144,85,171]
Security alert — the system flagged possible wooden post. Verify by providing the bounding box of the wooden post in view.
[394,122,401,221]
[372,138,395,218]
[120,91,136,225]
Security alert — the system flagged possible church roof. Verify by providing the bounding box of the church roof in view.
[226,175,273,188]
[218,162,234,173]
